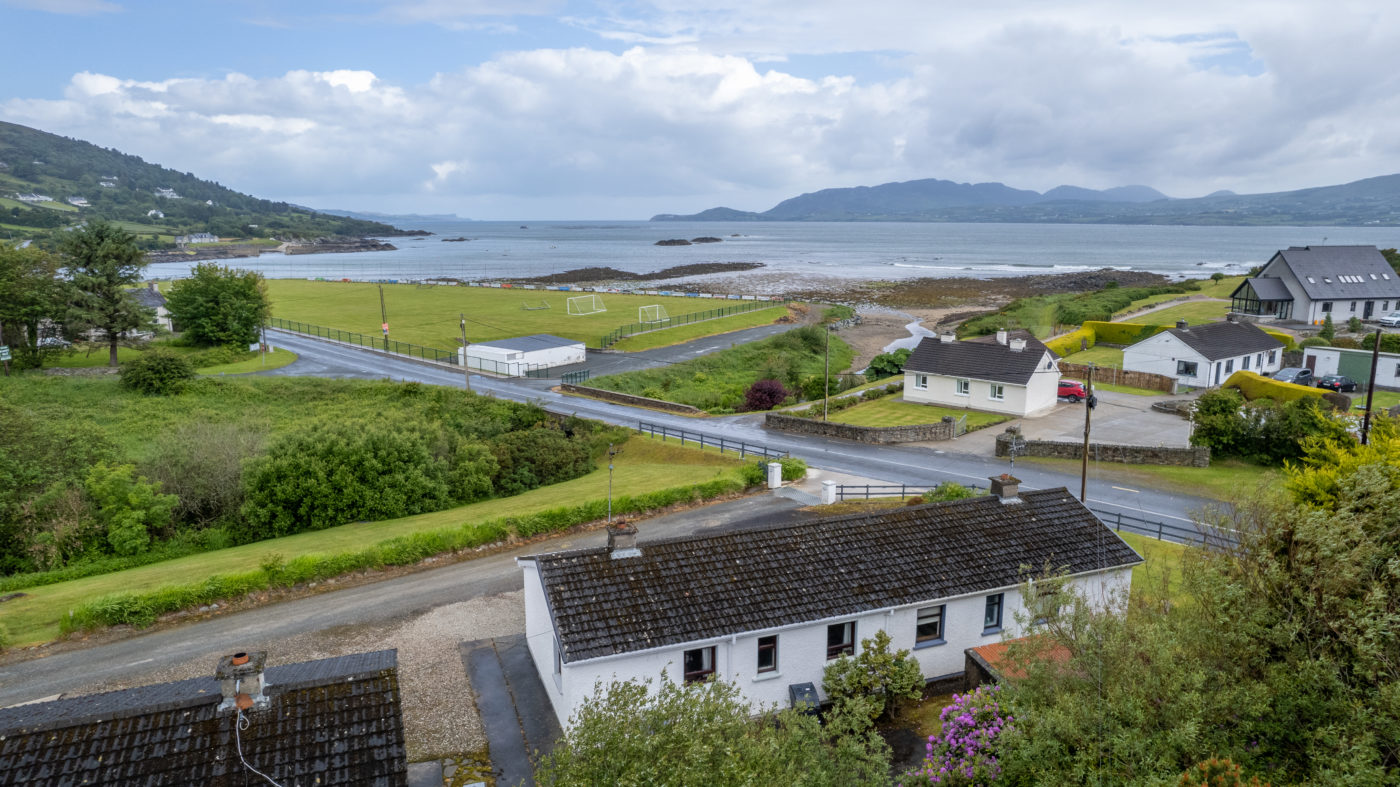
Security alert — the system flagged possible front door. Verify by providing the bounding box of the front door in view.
[1305,354,1317,371]
[1365,301,1376,318]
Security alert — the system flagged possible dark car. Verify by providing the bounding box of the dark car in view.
[1272,367,1313,386]
[1317,375,1358,392]
[1057,379,1087,402]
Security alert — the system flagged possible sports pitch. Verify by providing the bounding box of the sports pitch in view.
[265,279,788,349]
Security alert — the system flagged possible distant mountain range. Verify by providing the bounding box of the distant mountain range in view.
[319,209,466,223]
[652,175,1400,226]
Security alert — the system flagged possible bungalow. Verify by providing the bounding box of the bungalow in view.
[154,187,181,199]
[1122,318,1284,388]
[126,282,172,331]
[518,479,1141,727]
[65,196,89,207]
[1230,245,1400,323]
[176,232,220,245]
[903,330,1061,417]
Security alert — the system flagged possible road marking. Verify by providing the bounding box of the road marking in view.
[1111,486,1139,493]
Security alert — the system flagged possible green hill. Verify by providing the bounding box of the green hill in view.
[0,121,417,249]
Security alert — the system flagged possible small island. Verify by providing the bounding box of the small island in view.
[655,238,692,246]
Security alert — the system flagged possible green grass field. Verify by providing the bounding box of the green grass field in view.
[1118,531,1189,604]
[609,306,789,351]
[828,397,1012,430]
[43,341,297,374]
[1136,300,1231,326]
[1,434,744,647]
[1017,455,1278,502]
[266,279,790,350]
[1061,345,1125,366]
[198,347,297,375]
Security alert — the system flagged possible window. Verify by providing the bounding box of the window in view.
[1395,362,1400,377]
[1351,301,1357,312]
[757,635,778,673]
[683,646,716,683]
[955,379,970,396]
[916,606,946,646]
[1268,350,1277,364]
[827,622,855,660]
[913,374,928,390]
[1322,301,1333,313]
[1242,355,1250,371]
[989,383,1005,400]
[1386,301,1391,311]
[1225,359,1233,373]
[553,640,562,675]
[1030,583,1062,625]
[984,594,1004,633]
[1176,360,1198,376]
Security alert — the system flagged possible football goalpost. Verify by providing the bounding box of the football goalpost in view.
[639,304,669,324]
[567,294,607,315]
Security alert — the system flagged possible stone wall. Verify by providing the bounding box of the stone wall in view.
[764,412,956,443]
[1059,362,1177,393]
[995,427,1209,467]
[560,384,704,415]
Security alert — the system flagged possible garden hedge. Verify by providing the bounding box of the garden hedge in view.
[1081,321,1168,346]
[1044,327,1095,357]
[1223,370,1341,407]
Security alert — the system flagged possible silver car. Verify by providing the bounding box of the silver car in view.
[1378,311,1400,327]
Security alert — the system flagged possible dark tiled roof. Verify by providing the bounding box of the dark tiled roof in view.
[529,489,1141,663]
[1270,246,1400,300]
[474,333,581,352]
[1236,276,1293,302]
[904,335,1056,385]
[0,650,406,786]
[1154,321,1283,362]
[124,287,166,309]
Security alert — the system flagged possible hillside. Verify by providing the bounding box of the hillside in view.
[0,121,419,249]
[653,174,1400,225]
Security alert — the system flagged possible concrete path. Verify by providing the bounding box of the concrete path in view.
[462,634,560,787]
[951,389,1194,455]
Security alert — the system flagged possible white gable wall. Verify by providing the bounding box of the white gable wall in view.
[525,564,1133,727]
[903,350,1060,417]
[460,341,584,376]
[1123,332,1283,388]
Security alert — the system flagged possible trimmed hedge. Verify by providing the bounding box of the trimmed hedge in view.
[60,476,745,634]
[1044,327,1095,357]
[1261,328,1296,350]
[1223,371,1335,405]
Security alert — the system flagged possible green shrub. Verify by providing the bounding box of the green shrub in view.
[489,426,594,496]
[779,456,807,481]
[1082,320,1166,346]
[1298,336,1330,348]
[1224,370,1327,404]
[864,348,911,380]
[738,462,767,487]
[119,350,196,395]
[1349,316,1364,333]
[1319,313,1336,341]
[1362,333,1400,353]
[927,481,977,501]
[1331,336,1362,349]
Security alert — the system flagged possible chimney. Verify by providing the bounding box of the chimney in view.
[995,330,1008,345]
[216,651,270,712]
[940,331,957,343]
[1226,313,1237,323]
[149,281,158,292]
[1008,338,1026,352]
[1176,319,1188,331]
[608,522,640,559]
[988,474,1022,503]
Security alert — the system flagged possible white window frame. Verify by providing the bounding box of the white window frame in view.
[915,605,946,647]
[826,622,856,660]
[955,378,970,396]
[989,383,1005,401]
[1177,360,1198,377]
[913,374,929,390]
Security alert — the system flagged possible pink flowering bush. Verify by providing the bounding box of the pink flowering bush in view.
[900,685,1014,786]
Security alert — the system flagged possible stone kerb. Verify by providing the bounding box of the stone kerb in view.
[559,383,704,415]
[764,412,956,443]
[995,427,1209,467]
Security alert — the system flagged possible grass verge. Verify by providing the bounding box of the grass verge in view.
[608,306,790,351]
[1060,346,1124,367]
[828,398,1011,431]
[197,347,297,375]
[1015,455,1278,502]
[5,435,745,647]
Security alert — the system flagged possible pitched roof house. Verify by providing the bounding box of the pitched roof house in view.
[1122,318,1285,387]
[125,282,171,331]
[902,330,1062,417]
[518,482,1141,726]
[0,650,408,786]
[1230,245,1400,323]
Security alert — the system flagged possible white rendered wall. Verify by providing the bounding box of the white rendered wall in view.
[903,371,1032,417]
[1123,334,1209,388]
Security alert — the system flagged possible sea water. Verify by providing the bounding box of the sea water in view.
[145,220,1400,284]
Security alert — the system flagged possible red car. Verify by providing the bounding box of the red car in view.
[1057,380,1087,402]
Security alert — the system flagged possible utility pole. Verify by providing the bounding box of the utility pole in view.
[378,284,389,350]
[607,444,622,522]
[823,325,832,421]
[1080,364,1094,502]
[1362,329,1382,445]
[459,314,471,392]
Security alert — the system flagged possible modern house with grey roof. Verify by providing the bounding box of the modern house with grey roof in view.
[460,333,584,377]
[1230,245,1400,323]
[1122,318,1284,387]
[517,480,1141,726]
[0,650,408,786]
[902,330,1062,417]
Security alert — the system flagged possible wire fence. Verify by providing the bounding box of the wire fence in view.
[601,300,777,348]
[268,318,459,364]
[636,421,788,460]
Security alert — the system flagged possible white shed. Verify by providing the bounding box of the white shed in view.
[460,334,584,377]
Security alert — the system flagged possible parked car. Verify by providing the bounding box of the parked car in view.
[1057,379,1087,402]
[36,337,71,348]
[1317,375,1358,392]
[1379,311,1400,327]
[1272,367,1314,386]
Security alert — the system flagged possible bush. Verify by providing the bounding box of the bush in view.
[488,426,594,496]
[822,629,923,723]
[1082,320,1166,346]
[1362,332,1400,353]
[927,481,977,501]
[779,456,807,481]
[1191,387,1355,464]
[1319,313,1336,341]
[864,348,911,380]
[743,379,790,411]
[143,421,264,526]
[1348,315,1364,333]
[1223,370,1327,404]
[738,462,767,487]
[119,350,195,395]
[164,263,270,347]
[1331,336,1362,349]
[902,685,1015,787]
[1178,757,1267,787]
[1298,336,1330,348]
[85,463,177,556]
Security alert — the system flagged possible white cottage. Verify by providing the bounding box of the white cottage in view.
[518,480,1142,727]
[902,331,1061,417]
[1122,319,1284,388]
[460,334,584,377]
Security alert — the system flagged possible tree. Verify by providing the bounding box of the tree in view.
[535,676,891,786]
[0,246,65,369]
[743,378,790,411]
[822,629,924,723]
[164,262,270,346]
[1318,312,1335,341]
[62,221,151,366]
[119,350,195,395]
[84,462,177,557]
[865,347,912,380]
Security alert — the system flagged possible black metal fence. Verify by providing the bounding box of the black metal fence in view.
[562,369,591,385]
[269,318,459,364]
[636,421,787,460]
[601,300,777,348]
[835,483,986,500]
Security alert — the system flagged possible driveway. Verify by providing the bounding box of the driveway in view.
[951,390,1193,454]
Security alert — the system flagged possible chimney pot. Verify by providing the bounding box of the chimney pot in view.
[1009,338,1026,352]
[608,522,640,559]
[988,474,1022,503]
[1176,319,1188,330]
[996,330,1008,345]
[940,332,956,343]
[216,650,269,713]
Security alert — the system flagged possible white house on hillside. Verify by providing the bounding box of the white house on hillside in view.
[518,479,1141,726]
[1230,245,1400,323]
[1122,319,1284,388]
[902,330,1061,417]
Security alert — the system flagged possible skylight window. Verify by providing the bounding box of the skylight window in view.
[1385,274,1392,280]
[1307,276,1316,283]
[1323,277,1332,283]
[1372,274,1379,280]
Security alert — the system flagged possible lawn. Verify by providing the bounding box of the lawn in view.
[1117,531,1189,603]
[1358,389,1400,411]
[1135,300,1231,326]
[1,434,744,647]
[1016,456,1279,502]
[1060,345,1124,367]
[828,397,1012,430]
[265,279,791,350]
[609,306,789,351]
[198,347,297,375]
[1195,275,1246,299]
[43,341,296,374]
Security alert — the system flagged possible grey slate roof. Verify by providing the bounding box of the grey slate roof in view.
[904,335,1056,385]
[125,287,166,309]
[1268,246,1400,300]
[1237,276,1293,302]
[528,489,1141,664]
[0,650,406,786]
[473,333,581,352]
[1154,320,1283,362]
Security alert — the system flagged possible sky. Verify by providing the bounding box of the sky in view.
[1,0,1398,219]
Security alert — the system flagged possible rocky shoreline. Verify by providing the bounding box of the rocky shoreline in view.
[284,238,397,255]
[509,261,765,285]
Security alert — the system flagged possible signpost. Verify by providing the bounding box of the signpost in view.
[0,344,10,377]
